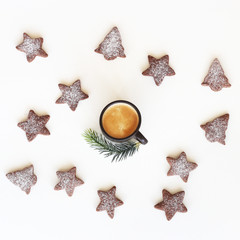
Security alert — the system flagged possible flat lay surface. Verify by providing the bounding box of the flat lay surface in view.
[0,0,240,239]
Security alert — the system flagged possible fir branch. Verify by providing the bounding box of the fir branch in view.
[83,129,140,162]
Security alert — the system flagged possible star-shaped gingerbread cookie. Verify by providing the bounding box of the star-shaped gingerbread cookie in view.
[56,80,89,111]
[95,26,126,60]
[96,186,124,219]
[142,55,175,86]
[18,110,50,142]
[202,58,231,91]
[154,189,187,221]
[54,167,84,197]
[16,33,48,62]
[6,165,37,194]
[201,114,229,145]
[167,152,198,182]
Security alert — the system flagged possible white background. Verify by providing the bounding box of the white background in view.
[0,0,240,239]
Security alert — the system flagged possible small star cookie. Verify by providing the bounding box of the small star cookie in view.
[16,33,48,62]
[142,55,175,86]
[6,165,37,194]
[95,27,126,60]
[56,79,89,111]
[154,189,187,221]
[54,167,84,197]
[96,186,123,218]
[201,114,229,145]
[167,152,198,182]
[202,58,231,91]
[18,110,50,142]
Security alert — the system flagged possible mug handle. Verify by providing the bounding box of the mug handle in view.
[135,131,148,145]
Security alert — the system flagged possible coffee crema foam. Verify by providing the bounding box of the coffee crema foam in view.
[102,103,139,139]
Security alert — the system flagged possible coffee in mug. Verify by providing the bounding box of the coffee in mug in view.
[99,100,148,144]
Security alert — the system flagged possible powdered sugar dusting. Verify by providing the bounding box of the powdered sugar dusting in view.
[150,57,170,78]
[19,112,47,134]
[167,152,197,182]
[18,110,50,141]
[6,165,37,194]
[155,189,187,221]
[202,58,231,91]
[201,114,229,145]
[19,35,41,54]
[95,27,125,60]
[96,186,123,218]
[56,80,88,111]
[16,33,48,62]
[54,167,84,197]
[142,55,175,86]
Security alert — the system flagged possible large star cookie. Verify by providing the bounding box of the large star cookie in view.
[56,80,89,111]
[142,55,175,86]
[54,167,84,197]
[18,110,50,142]
[202,58,231,91]
[201,114,229,145]
[167,152,198,182]
[154,189,187,221]
[6,165,37,194]
[96,186,124,218]
[95,27,126,60]
[16,33,48,62]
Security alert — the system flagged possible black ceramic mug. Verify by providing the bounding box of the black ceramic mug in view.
[99,100,148,144]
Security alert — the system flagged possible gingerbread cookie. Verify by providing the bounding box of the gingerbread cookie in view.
[96,186,123,218]
[6,165,37,194]
[54,167,84,197]
[56,79,89,111]
[167,152,198,182]
[202,58,231,91]
[18,110,50,142]
[16,33,48,62]
[142,55,175,86]
[201,114,229,145]
[95,27,126,60]
[154,189,187,221]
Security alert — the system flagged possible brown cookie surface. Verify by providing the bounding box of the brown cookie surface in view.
[154,189,187,221]
[96,186,123,219]
[167,152,198,182]
[56,79,88,111]
[18,110,50,142]
[202,58,231,91]
[142,55,175,86]
[54,167,84,197]
[6,165,37,194]
[201,114,229,145]
[16,33,48,62]
[95,27,126,60]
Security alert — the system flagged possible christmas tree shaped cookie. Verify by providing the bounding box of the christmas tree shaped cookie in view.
[95,27,126,60]
[201,114,229,145]
[202,58,231,91]
[6,165,37,194]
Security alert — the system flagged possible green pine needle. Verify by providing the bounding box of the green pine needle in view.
[83,129,140,162]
